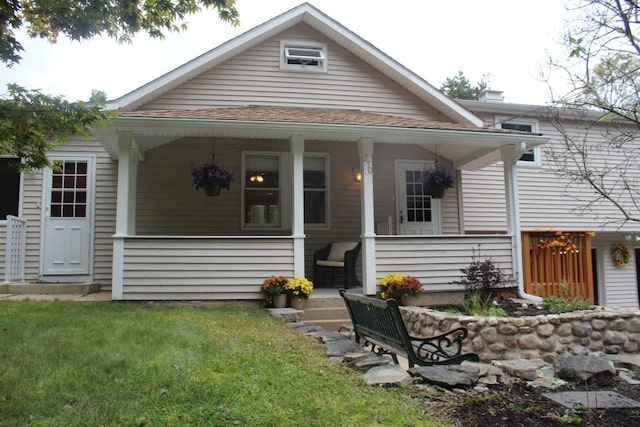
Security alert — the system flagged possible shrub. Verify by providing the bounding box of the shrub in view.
[452,247,515,299]
[542,295,591,313]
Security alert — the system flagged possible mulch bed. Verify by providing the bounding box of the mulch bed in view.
[414,376,640,426]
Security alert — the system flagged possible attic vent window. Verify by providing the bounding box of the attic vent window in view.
[280,40,327,72]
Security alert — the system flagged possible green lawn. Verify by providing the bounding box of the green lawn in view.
[0,301,442,426]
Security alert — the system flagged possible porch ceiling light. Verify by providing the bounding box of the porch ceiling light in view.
[354,169,362,183]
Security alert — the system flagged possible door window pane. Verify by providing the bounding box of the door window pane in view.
[244,154,281,226]
[50,160,88,218]
[304,155,327,226]
[0,158,20,219]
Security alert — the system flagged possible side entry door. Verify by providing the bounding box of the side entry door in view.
[395,160,441,235]
[41,156,94,277]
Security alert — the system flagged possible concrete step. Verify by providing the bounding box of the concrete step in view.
[0,282,100,295]
[307,318,353,332]
[301,296,350,331]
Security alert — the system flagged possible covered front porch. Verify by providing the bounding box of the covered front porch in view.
[96,108,547,300]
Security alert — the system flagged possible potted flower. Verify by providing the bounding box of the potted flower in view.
[284,277,314,309]
[191,162,234,196]
[379,273,422,305]
[261,275,289,308]
[422,162,455,199]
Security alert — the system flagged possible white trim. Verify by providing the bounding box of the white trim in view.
[496,116,541,167]
[280,40,327,72]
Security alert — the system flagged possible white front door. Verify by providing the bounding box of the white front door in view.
[395,160,441,235]
[41,157,94,277]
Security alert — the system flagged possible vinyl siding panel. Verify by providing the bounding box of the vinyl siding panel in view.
[139,24,449,122]
[121,238,295,300]
[375,235,513,291]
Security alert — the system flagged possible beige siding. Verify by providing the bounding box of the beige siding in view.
[375,235,513,291]
[121,237,295,300]
[139,24,449,122]
[462,114,640,233]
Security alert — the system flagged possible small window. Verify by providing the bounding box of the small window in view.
[0,157,20,220]
[280,40,327,72]
[500,121,540,165]
[304,155,328,227]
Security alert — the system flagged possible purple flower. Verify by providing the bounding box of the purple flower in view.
[422,163,455,188]
[191,163,234,190]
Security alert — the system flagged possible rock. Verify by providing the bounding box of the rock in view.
[364,365,413,387]
[408,365,480,389]
[324,339,369,357]
[493,358,552,381]
[554,354,616,381]
[351,355,392,371]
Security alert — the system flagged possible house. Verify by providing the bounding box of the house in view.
[458,94,640,309]
[5,2,606,305]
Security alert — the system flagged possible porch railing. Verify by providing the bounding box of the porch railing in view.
[375,235,513,291]
[4,215,27,283]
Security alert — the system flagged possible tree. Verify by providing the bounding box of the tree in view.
[1,0,239,66]
[440,70,489,100]
[0,0,239,171]
[0,84,110,171]
[545,0,640,226]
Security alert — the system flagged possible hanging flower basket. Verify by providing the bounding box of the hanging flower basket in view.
[422,162,455,199]
[191,162,234,196]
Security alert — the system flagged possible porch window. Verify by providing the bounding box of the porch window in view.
[243,153,283,228]
[500,121,540,165]
[304,154,328,227]
[0,157,20,221]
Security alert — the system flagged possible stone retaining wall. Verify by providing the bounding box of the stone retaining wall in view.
[401,307,640,363]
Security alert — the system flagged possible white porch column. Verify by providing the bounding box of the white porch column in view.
[358,138,376,295]
[501,143,540,302]
[112,132,138,300]
[291,135,305,278]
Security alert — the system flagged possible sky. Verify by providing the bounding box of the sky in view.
[0,0,571,105]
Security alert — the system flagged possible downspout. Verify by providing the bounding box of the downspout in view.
[501,143,542,302]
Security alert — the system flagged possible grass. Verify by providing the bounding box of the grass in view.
[0,301,440,426]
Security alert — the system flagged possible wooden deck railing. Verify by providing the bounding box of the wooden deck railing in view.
[522,231,594,303]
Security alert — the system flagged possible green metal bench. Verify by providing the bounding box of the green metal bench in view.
[339,290,479,368]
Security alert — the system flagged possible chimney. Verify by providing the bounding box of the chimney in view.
[478,89,504,102]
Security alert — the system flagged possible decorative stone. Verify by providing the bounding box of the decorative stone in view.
[610,318,628,331]
[628,318,640,333]
[536,324,555,337]
[408,365,480,389]
[493,358,551,381]
[364,365,413,387]
[517,334,541,350]
[480,327,498,344]
[604,330,627,345]
[571,322,592,337]
[591,318,608,330]
[554,355,616,381]
[489,343,508,353]
[538,339,557,352]
[499,324,519,335]
[556,323,573,336]
[623,341,639,353]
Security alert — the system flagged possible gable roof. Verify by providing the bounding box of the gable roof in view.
[106,2,482,127]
